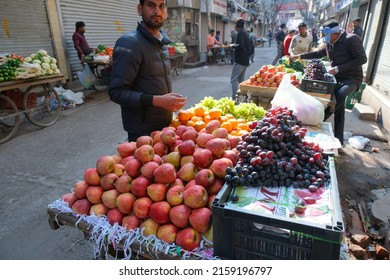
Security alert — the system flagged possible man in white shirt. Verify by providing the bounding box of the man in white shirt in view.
[289,22,313,55]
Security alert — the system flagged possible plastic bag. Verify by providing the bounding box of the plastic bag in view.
[207,50,213,56]
[271,75,325,125]
[77,64,97,89]
[348,135,370,150]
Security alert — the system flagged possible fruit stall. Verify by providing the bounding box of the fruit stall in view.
[0,50,64,144]
[47,96,344,260]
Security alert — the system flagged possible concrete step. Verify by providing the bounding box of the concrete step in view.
[352,103,376,121]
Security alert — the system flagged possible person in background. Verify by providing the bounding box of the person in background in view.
[351,17,363,38]
[267,29,273,47]
[230,19,252,100]
[290,19,367,146]
[247,27,256,63]
[215,30,221,43]
[108,0,187,142]
[230,29,237,65]
[72,21,94,61]
[283,29,296,56]
[289,22,313,55]
[272,23,287,65]
[312,28,318,48]
[206,29,221,63]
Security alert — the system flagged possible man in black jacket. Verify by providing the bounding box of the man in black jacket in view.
[230,19,252,100]
[271,23,286,65]
[109,0,187,141]
[290,19,367,145]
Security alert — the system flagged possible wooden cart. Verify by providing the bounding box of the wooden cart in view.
[0,74,64,144]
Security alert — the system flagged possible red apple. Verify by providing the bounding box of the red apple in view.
[101,189,120,209]
[205,120,221,134]
[86,186,104,204]
[134,145,155,163]
[111,154,122,164]
[157,223,178,244]
[153,141,169,157]
[175,228,201,251]
[120,155,134,166]
[100,173,119,190]
[149,201,171,224]
[122,214,141,231]
[207,177,224,195]
[207,193,217,209]
[147,183,168,202]
[153,163,176,184]
[177,140,196,156]
[130,176,151,198]
[180,155,194,166]
[62,192,77,207]
[209,158,233,178]
[72,199,92,215]
[96,155,115,175]
[169,178,185,188]
[160,129,177,145]
[140,161,160,179]
[164,151,181,169]
[170,139,183,152]
[183,185,208,209]
[211,127,229,139]
[107,208,124,225]
[83,168,100,186]
[166,185,185,206]
[140,218,160,237]
[196,132,214,148]
[73,180,89,199]
[136,135,154,148]
[206,138,228,157]
[116,142,137,157]
[181,130,198,142]
[133,197,153,218]
[189,207,212,233]
[169,204,191,228]
[90,203,108,216]
[222,150,238,165]
[114,173,133,193]
[228,135,241,149]
[193,148,213,169]
[184,179,197,190]
[116,192,136,214]
[194,169,215,188]
[177,162,197,182]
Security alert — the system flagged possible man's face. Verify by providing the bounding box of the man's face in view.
[298,26,307,36]
[138,0,167,29]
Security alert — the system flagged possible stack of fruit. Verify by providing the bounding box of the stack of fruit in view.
[247,64,300,88]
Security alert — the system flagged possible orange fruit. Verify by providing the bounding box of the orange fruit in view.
[191,116,203,122]
[178,110,191,122]
[225,113,234,119]
[237,123,250,131]
[237,118,246,124]
[185,120,195,127]
[237,129,248,136]
[203,114,212,123]
[194,121,206,132]
[228,118,238,130]
[170,118,182,128]
[221,122,233,132]
[194,106,205,117]
[219,115,229,123]
[209,108,222,119]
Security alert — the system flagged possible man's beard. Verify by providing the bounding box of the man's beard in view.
[143,17,164,29]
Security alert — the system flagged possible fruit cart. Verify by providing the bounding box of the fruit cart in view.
[0,74,64,144]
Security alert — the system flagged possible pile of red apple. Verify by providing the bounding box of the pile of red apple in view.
[248,65,300,88]
[61,122,242,251]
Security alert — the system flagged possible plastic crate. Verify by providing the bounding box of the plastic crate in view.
[300,78,336,94]
[212,157,344,260]
[345,83,366,109]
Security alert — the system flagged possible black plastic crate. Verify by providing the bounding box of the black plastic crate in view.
[212,157,344,260]
[300,78,336,94]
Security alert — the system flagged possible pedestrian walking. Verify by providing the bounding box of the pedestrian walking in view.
[271,23,287,65]
[290,19,367,146]
[108,0,187,142]
[351,17,363,38]
[267,29,273,47]
[247,27,256,62]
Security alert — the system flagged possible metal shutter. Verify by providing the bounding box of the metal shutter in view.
[58,0,139,76]
[0,0,54,57]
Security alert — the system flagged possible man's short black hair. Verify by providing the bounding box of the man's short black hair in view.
[298,22,307,28]
[75,21,85,30]
[280,23,286,29]
[210,29,215,34]
[236,19,245,28]
[323,19,339,29]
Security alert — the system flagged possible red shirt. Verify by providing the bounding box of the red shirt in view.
[283,34,293,56]
[72,31,92,60]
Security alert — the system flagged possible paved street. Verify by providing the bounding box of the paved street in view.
[0,46,277,259]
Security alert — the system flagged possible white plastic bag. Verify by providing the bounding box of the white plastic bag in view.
[77,64,97,89]
[62,89,84,105]
[271,75,325,126]
[348,135,370,150]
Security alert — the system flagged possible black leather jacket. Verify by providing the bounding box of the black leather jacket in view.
[109,21,172,136]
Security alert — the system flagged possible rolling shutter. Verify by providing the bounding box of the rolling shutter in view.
[58,0,139,76]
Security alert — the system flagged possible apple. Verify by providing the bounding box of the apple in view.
[62,192,77,207]
[133,197,153,218]
[207,193,217,209]
[183,185,208,209]
[116,142,137,157]
[147,183,168,202]
[114,173,133,193]
[170,139,183,152]
[96,155,116,175]
[175,125,188,138]
[169,178,185,188]
[180,155,194,166]
[202,224,213,244]
[160,129,176,145]
[177,162,197,182]
[101,189,120,209]
[153,142,169,157]
[120,155,134,166]
[116,192,136,214]
[73,180,89,199]
[222,150,238,165]
[194,169,215,188]
[175,228,201,251]
[112,163,125,177]
[122,214,141,231]
[134,145,155,163]
[157,223,178,244]
[100,173,119,190]
[177,140,196,156]
[107,208,124,225]
[163,151,181,169]
[205,119,221,134]
[206,138,228,157]
[207,177,224,195]
[209,158,233,178]
[153,154,163,165]
[153,163,176,184]
[72,199,92,215]
[130,176,151,198]
[228,135,241,149]
[184,179,197,190]
[136,135,154,148]
[193,148,213,169]
[151,130,161,143]
[111,154,122,164]
[140,218,160,237]
[83,168,100,186]
[149,201,171,224]
[189,207,212,233]
[85,186,104,204]
[211,127,229,139]
[181,130,198,142]
[124,158,142,177]
[196,133,214,148]
[90,203,108,216]
[166,185,185,206]
[169,204,191,228]
[140,161,160,179]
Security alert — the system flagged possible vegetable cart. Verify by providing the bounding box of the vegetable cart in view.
[0,74,64,144]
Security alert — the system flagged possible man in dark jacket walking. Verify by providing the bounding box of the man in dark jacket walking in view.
[271,23,287,65]
[290,19,367,146]
[230,19,252,100]
[109,0,187,141]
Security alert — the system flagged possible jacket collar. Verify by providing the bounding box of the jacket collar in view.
[137,21,171,46]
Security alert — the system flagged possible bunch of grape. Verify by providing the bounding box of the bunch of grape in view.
[225,106,330,189]
[303,59,328,81]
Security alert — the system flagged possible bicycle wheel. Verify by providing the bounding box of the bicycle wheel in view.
[0,94,20,144]
[23,84,62,127]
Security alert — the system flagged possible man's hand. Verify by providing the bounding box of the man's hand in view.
[289,54,300,62]
[328,66,339,75]
[153,93,187,112]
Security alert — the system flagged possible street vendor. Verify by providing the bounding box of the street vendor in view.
[108,0,187,142]
[72,21,94,61]
[290,19,367,146]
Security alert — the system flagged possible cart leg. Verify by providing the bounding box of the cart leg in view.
[0,93,21,144]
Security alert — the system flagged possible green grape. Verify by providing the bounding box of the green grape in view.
[233,102,265,122]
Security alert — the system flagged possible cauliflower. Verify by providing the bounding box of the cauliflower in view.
[38,49,48,56]
[50,58,57,64]
[55,69,60,74]
[24,57,32,63]
[48,69,54,75]
[42,56,51,63]
[50,63,58,71]
[30,53,36,58]
[41,63,50,70]
[33,60,41,65]
[41,70,47,75]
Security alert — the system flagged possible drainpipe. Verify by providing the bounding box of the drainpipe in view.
[364,0,389,85]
